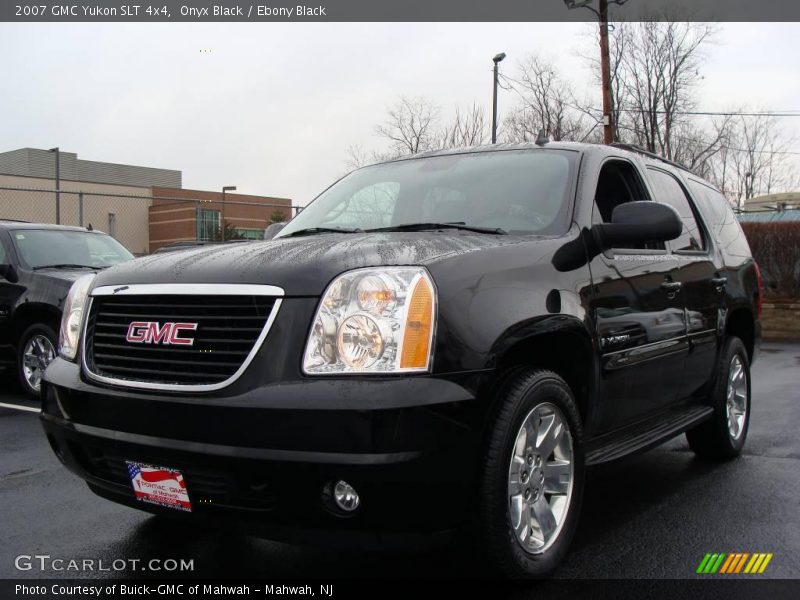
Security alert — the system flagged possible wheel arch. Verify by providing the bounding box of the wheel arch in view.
[725,307,755,362]
[488,317,597,430]
[13,302,61,345]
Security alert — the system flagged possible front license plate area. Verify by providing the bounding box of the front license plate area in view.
[126,461,192,512]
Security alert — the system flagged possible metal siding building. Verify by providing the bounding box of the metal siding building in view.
[0,148,181,188]
[737,210,800,223]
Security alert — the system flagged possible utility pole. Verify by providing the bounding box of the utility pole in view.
[598,0,614,144]
[222,186,236,239]
[564,0,626,145]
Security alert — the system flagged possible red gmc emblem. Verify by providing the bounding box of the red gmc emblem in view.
[125,321,198,346]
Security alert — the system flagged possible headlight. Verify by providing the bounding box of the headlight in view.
[303,267,436,374]
[58,274,95,361]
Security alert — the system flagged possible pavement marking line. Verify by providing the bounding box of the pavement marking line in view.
[0,402,40,413]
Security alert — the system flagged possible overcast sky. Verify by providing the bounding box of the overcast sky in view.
[1,22,798,205]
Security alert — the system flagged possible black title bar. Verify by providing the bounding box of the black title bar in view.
[3,0,800,22]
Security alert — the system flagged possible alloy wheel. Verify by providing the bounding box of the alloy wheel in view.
[22,334,56,393]
[507,402,574,554]
[726,354,748,440]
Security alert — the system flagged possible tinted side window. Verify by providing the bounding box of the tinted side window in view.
[647,168,706,251]
[593,160,663,250]
[687,179,751,258]
[594,160,650,224]
[0,239,6,264]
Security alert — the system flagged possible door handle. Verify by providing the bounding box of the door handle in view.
[660,281,682,292]
[711,276,728,287]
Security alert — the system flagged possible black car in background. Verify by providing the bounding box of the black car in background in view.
[42,142,760,577]
[0,222,133,396]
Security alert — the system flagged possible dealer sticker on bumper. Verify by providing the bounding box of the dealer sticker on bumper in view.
[126,461,191,512]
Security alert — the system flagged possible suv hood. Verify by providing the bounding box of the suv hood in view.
[33,268,100,285]
[92,232,519,296]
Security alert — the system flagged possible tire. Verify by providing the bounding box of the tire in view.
[476,369,585,578]
[17,323,58,399]
[686,336,751,459]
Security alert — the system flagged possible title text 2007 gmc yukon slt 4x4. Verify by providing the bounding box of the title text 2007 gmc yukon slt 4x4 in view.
[41,142,760,577]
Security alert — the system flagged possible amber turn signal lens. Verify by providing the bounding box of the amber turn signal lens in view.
[400,276,434,369]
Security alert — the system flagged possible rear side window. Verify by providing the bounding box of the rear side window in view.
[687,179,751,258]
[647,168,706,251]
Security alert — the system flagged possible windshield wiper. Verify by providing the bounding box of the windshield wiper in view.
[366,222,507,235]
[282,226,363,237]
[33,264,103,271]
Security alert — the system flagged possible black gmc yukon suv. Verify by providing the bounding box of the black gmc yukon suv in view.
[42,142,760,577]
[0,222,133,397]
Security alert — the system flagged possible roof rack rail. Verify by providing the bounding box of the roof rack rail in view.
[0,218,32,223]
[609,142,692,173]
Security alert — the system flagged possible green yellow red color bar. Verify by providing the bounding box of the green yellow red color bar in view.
[696,553,773,574]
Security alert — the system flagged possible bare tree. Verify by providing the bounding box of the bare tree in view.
[438,103,489,148]
[669,115,731,177]
[609,19,715,158]
[344,143,393,170]
[344,144,372,170]
[375,96,441,156]
[501,55,592,142]
[705,114,799,208]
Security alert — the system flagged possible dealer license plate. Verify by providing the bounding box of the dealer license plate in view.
[126,461,192,512]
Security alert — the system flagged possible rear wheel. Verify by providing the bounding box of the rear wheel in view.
[17,324,57,398]
[686,336,751,459]
[477,369,584,578]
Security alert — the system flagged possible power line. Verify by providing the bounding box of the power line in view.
[498,72,800,119]
[613,123,800,157]
[603,108,800,118]
[497,72,800,156]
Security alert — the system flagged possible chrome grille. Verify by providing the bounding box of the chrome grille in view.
[83,286,280,390]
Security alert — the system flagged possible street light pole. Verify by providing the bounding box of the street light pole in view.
[221,185,237,239]
[492,52,506,144]
[49,147,60,224]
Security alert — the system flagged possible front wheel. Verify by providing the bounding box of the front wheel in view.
[686,336,751,459]
[477,369,585,578]
[17,324,57,398]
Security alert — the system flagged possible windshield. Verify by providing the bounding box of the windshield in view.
[278,149,576,237]
[12,229,134,269]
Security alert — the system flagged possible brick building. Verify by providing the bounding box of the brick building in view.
[149,187,292,252]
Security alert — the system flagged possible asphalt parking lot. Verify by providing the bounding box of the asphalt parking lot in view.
[1,343,798,580]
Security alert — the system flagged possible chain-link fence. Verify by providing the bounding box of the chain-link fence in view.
[0,186,301,255]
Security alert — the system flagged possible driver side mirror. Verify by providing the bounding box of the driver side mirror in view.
[593,201,682,250]
[0,263,19,283]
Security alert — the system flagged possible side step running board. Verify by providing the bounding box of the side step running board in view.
[586,405,713,466]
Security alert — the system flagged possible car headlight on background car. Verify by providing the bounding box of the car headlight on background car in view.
[303,267,436,374]
[58,274,95,361]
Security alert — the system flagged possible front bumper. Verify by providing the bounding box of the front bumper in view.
[42,358,489,547]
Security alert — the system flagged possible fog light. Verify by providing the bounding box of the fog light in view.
[332,480,360,512]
